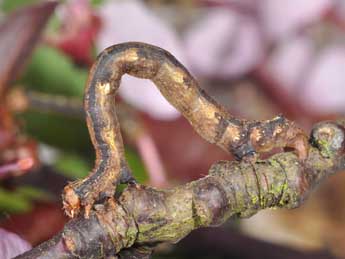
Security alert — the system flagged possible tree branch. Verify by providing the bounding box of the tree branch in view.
[16,119,345,258]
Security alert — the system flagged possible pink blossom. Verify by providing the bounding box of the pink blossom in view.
[302,46,345,113]
[0,228,31,259]
[184,8,264,78]
[265,35,314,94]
[259,0,333,41]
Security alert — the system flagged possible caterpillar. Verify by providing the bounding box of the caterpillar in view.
[62,42,308,218]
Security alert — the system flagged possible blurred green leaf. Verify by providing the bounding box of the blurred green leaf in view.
[0,185,53,214]
[0,188,32,214]
[20,46,88,97]
[45,12,62,34]
[55,152,91,179]
[16,185,53,201]
[54,148,148,183]
[18,111,92,154]
[90,0,105,7]
[125,148,148,183]
[1,0,40,13]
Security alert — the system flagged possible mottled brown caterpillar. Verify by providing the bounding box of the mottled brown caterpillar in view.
[62,42,308,218]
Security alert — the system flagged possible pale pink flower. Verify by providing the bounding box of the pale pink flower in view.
[265,35,314,94]
[259,0,333,40]
[302,46,345,113]
[184,8,263,78]
[0,228,31,259]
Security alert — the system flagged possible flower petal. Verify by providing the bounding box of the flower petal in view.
[302,46,345,113]
[265,35,314,93]
[0,228,31,259]
[260,0,333,41]
[184,8,263,78]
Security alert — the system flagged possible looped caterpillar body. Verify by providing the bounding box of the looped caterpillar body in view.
[62,42,308,218]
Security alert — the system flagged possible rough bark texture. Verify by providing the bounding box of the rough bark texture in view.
[15,43,345,258]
